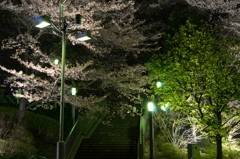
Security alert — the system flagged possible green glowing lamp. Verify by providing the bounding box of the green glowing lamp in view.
[54,59,59,65]
[156,81,162,88]
[148,102,154,111]
[161,105,166,111]
[71,87,77,96]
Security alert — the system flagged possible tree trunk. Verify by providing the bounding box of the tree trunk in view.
[216,133,223,159]
[18,98,26,125]
[192,125,197,142]
[18,46,28,125]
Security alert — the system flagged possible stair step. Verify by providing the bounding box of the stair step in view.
[75,157,136,159]
[74,115,140,159]
[92,133,139,136]
[78,149,137,152]
[76,152,137,155]
[78,146,137,149]
[96,126,139,129]
[75,155,137,159]
[80,142,138,145]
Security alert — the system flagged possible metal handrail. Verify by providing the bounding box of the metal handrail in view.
[65,98,107,159]
[137,117,144,159]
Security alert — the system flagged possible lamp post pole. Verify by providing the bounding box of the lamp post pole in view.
[57,30,66,159]
[149,81,163,159]
[148,100,154,159]
[57,3,66,159]
[34,2,91,159]
[71,88,77,126]
[149,108,154,159]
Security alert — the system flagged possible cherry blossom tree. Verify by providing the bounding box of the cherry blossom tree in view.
[175,0,240,38]
[0,0,159,123]
[139,0,240,39]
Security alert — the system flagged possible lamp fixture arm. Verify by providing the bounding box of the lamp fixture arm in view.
[59,3,64,29]
[62,0,67,4]
[51,22,62,33]
[51,6,60,20]
[66,21,74,31]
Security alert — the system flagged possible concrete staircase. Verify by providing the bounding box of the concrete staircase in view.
[74,114,140,159]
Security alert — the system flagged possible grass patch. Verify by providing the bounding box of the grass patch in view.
[144,133,240,159]
[0,106,59,159]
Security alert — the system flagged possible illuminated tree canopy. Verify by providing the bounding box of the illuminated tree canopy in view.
[148,19,240,159]
[0,0,161,124]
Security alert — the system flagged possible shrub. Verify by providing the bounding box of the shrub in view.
[0,114,37,158]
[158,143,187,159]
[223,148,240,159]
[200,139,240,159]
[0,106,59,141]
[144,135,187,159]
[153,110,205,148]
[0,106,59,159]
[24,111,59,141]
[200,153,212,159]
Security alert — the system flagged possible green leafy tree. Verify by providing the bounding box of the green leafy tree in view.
[148,20,240,159]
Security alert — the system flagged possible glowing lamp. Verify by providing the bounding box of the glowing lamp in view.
[161,105,166,111]
[148,102,154,111]
[156,81,162,88]
[71,88,77,96]
[35,16,51,28]
[76,31,91,41]
[54,59,59,65]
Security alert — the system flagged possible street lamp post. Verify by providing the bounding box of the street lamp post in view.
[58,21,67,159]
[148,101,154,159]
[147,81,162,159]
[34,1,91,159]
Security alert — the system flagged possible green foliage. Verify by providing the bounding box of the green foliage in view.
[24,111,59,141]
[200,140,240,159]
[203,142,217,159]
[222,147,240,159]
[148,19,240,137]
[158,143,187,159]
[144,135,187,159]
[144,129,240,159]
[0,106,59,141]
[154,135,187,159]
[200,153,212,159]
[147,18,240,159]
